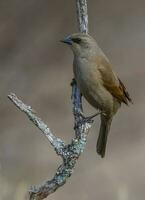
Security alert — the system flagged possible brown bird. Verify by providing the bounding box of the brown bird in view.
[61,33,132,158]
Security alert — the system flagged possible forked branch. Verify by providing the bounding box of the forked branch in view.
[8,1,93,200]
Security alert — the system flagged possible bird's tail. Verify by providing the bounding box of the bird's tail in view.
[96,114,113,158]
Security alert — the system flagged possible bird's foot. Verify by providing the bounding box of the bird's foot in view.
[84,112,102,123]
[77,110,102,123]
[74,110,102,130]
[70,78,76,86]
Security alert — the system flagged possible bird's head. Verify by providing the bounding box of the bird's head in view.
[61,33,97,57]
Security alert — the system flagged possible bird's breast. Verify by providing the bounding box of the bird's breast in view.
[73,57,102,108]
[73,57,114,112]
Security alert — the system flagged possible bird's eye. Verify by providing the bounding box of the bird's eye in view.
[72,38,81,44]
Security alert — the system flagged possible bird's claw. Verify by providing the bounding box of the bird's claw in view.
[77,110,102,123]
[83,112,102,123]
[70,78,76,86]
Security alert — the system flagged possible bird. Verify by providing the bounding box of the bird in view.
[61,33,132,158]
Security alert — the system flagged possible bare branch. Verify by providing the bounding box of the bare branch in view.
[76,0,89,33]
[8,1,92,200]
[8,93,65,150]
[8,87,93,200]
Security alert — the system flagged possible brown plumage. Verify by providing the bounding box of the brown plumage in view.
[61,33,132,158]
[95,56,132,105]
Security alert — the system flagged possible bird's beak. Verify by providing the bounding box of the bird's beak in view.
[60,36,72,45]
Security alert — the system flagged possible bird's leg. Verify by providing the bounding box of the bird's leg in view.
[76,110,102,123]
[83,112,102,123]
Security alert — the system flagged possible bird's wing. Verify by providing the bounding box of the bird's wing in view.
[98,58,132,105]
[118,78,133,104]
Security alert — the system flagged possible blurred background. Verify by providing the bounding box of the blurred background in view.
[0,0,145,199]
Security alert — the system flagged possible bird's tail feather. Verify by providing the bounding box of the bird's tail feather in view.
[96,114,113,158]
